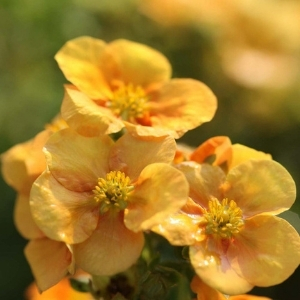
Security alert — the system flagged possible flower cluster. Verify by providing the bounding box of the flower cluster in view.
[1,37,300,300]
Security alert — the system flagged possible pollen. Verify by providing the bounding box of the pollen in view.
[203,198,244,238]
[107,83,148,121]
[93,171,134,214]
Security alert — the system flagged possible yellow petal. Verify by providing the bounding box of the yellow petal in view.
[62,86,124,136]
[223,160,296,217]
[101,39,171,89]
[55,36,111,99]
[14,194,44,240]
[190,241,254,295]
[1,130,50,194]
[227,215,300,287]
[148,79,217,138]
[109,132,176,181]
[124,163,188,231]
[176,162,225,208]
[24,238,72,292]
[73,211,144,276]
[30,172,99,244]
[230,144,272,170]
[44,128,112,192]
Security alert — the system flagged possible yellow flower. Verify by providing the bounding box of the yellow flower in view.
[153,160,300,295]
[55,36,217,138]
[191,275,272,300]
[30,129,189,276]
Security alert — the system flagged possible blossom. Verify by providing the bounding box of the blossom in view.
[30,128,189,276]
[153,159,300,295]
[55,36,217,138]
[190,275,272,300]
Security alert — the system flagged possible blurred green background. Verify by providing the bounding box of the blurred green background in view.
[1,0,300,299]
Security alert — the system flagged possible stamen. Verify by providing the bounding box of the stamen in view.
[203,198,244,238]
[107,83,148,121]
[93,171,134,214]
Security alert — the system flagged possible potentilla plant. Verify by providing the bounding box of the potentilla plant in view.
[1,37,299,300]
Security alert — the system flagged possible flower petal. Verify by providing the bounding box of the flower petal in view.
[176,162,225,208]
[230,144,272,170]
[124,163,188,231]
[24,238,72,292]
[148,79,217,138]
[73,211,144,276]
[190,241,254,295]
[55,36,112,99]
[227,215,300,287]
[109,132,176,181]
[223,160,296,217]
[101,39,171,89]
[44,128,112,192]
[30,171,99,244]
[62,86,124,136]
[14,194,44,240]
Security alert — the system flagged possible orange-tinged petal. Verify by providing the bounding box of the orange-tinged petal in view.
[1,130,50,194]
[44,128,112,192]
[189,241,254,295]
[109,132,176,181]
[101,39,171,89]
[14,194,44,240]
[227,215,300,287]
[55,36,112,99]
[30,172,99,244]
[148,79,217,138]
[124,163,188,231]
[223,160,296,217]
[25,276,93,300]
[191,275,271,300]
[176,162,225,208]
[24,238,72,292]
[190,136,232,169]
[73,211,144,276]
[230,144,272,170]
[62,86,124,136]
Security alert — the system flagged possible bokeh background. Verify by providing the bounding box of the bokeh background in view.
[1,0,300,299]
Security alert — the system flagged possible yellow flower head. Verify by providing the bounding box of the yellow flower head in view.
[55,36,217,138]
[30,129,189,276]
[153,160,300,295]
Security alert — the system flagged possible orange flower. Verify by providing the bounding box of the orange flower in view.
[30,129,189,276]
[153,159,300,295]
[55,36,217,138]
[191,275,272,300]
[1,116,73,292]
[174,136,272,171]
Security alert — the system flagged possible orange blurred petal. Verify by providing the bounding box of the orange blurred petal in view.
[148,79,217,138]
[223,160,296,217]
[14,194,44,239]
[30,172,99,244]
[109,132,176,181]
[73,211,144,276]
[124,163,188,231]
[24,238,73,292]
[228,215,300,287]
[55,36,111,99]
[62,86,124,136]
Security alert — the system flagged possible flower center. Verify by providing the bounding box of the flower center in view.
[93,171,134,214]
[203,198,244,238]
[108,83,148,121]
